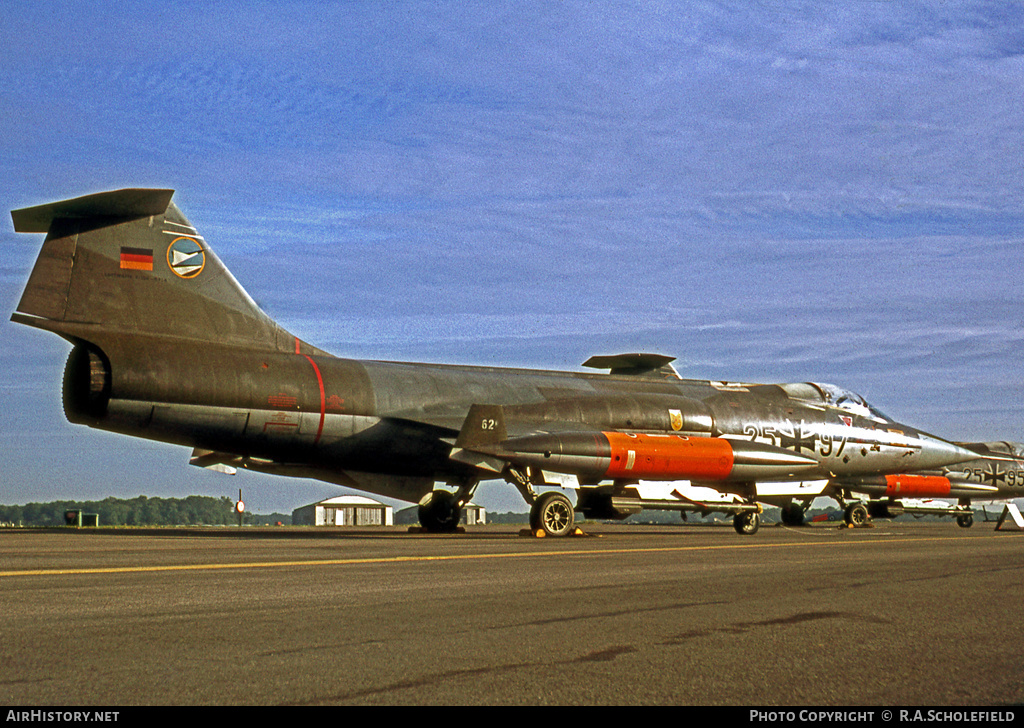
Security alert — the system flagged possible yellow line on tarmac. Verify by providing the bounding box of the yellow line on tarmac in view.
[0,534,964,578]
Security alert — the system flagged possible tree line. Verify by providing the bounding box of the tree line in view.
[0,495,244,527]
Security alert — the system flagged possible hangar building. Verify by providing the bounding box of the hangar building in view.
[292,495,394,527]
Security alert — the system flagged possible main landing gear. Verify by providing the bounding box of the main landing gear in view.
[779,503,807,527]
[956,499,973,528]
[417,490,462,532]
[417,479,480,533]
[418,484,578,537]
[844,502,870,528]
[733,511,760,535]
[530,491,576,537]
[507,469,580,537]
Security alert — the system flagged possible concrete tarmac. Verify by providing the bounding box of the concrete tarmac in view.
[1,521,1022,706]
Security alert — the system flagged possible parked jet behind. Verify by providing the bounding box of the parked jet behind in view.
[10,189,982,535]
[701,441,1024,529]
[829,441,1024,528]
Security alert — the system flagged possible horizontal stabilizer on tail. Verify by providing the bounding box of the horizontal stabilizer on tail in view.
[11,189,175,232]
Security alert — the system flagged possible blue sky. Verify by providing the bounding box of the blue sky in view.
[2,2,1023,514]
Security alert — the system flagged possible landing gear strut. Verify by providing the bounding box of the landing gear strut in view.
[957,499,973,528]
[507,467,579,537]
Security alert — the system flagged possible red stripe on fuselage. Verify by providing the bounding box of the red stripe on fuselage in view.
[302,354,326,444]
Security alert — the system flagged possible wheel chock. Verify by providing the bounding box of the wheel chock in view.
[518,527,594,538]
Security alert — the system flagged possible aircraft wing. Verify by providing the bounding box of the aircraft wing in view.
[189,448,434,502]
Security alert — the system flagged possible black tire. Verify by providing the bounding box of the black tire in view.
[845,502,869,527]
[733,511,760,535]
[532,492,575,537]
[780,505,805,526]
[957,513,973,528]
[417,490,461,532]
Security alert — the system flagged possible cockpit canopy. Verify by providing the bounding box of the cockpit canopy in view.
[779,382,892,422]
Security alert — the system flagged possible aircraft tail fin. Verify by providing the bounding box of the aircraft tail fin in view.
[11,188,306,353]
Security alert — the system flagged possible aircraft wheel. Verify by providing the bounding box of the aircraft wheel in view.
[957,513,973,528]
[780,504,805,526]
[532,491,575,537]
[418,490,461,532]
[733,512,760,535]
[844,502,869,527]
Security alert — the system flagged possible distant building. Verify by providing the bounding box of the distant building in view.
[462,503,486,525]
[292,495,394,527]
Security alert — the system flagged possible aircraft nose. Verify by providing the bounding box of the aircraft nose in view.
[914,434,981,470]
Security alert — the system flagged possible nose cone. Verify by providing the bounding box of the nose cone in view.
[913,433,983,470]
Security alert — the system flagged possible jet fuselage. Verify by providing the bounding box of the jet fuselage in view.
[56,328,973,500]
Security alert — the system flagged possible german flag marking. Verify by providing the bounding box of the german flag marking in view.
[120,247,153,271]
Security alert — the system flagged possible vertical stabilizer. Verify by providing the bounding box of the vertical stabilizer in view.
[11,189,301,353]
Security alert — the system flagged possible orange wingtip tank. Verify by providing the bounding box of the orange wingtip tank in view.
[884,474,952,497]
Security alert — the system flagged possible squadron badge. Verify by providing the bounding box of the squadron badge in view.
[167,237,206,279]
